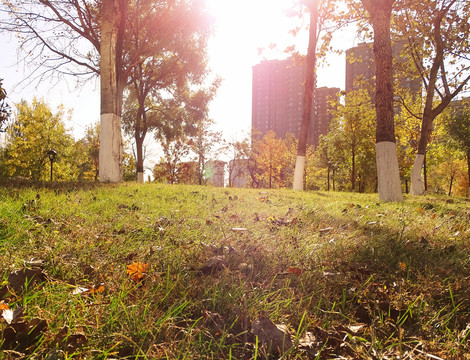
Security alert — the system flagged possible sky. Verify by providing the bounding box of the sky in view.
[0,0,357,154]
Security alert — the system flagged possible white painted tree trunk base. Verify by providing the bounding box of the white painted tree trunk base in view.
[99,113,123,183]
[293,156,306,191]
[137,172,144,184]
[376,142,403,202]
[409,154,425,195]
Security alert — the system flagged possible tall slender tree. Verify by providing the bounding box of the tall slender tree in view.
[293,0,319,190]
[393,0,470,195]
[100,0,123,182]
[359,0,403,201]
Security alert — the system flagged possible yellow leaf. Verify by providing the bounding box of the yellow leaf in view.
[126,262,149,282]
[399,262,407,271]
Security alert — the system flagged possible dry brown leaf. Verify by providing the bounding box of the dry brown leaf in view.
[126,262,149,282]
[251,313,293,354]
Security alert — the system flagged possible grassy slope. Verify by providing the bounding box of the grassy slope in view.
[0,183,469,359]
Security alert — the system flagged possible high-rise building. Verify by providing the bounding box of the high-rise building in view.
[345,42,421,95]
[345,43,375,93]
[252,56,339,147]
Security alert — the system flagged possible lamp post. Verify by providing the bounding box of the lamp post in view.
[47,150,57,181]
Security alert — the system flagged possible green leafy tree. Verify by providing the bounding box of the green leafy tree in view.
[2,98,76,180]
[121,0,213,183]
[395,93,422,192]
[445,103,470,196]
[393,0,470,195]
[1,0,213,182]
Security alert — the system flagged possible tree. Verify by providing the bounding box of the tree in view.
[0,79,10,132]
[153,135,191,184]
[394,0,470,195]
[394,93,422,192]
[189,120,224,185]
[292,0,341,190]
[0,0,213,183]
[329,89,376,192]
[445,103,470,196]
[100,0,123,182]
[2,98,76,180]
[227,135,251,188]
[357,0,403,201]
[121,0,213,183]
[293,0,319,191]
[254,131,289,189]
[75,123,100,181]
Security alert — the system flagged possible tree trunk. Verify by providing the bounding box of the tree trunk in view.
[293,0,318,191]
[327,166,330,191]
[351,147,356,192]
[99,0,123,183]
[467,151,470,197]
[269,164,272,189]
[448,174,454,196]
[362,0,403,202]
[136,134,144,183]
[135,100,148,184]
[333,168,336,191]
[409,154,425,195]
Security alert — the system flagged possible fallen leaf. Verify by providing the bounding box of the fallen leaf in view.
[231,227,247,232]
[251,313,293,354]
[72,283,105,296]
[2,307,24,324]
[126,262,149,282]
[288,267,302,276]
[319,227,333,234]
[8,267,46,293]
[0,302,8,311]
[1,317,47,351]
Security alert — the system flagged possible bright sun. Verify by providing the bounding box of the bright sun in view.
[205,0,298,72]
[203,0,306,136]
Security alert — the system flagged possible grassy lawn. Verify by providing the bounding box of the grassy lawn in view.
[1,182,469,359]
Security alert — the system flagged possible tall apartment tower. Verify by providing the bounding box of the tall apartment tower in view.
[345,42,421,94]
[252,57,339,147]
[345,43,375,93]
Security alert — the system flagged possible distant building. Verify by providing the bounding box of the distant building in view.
[345,43,375,93]
[345,42,421,95]
[229,159,250,188]
[205,160,225,187]
[252,56,339,147]
[313,87,341,147]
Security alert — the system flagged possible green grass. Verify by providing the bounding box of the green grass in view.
[1,182,470,359]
